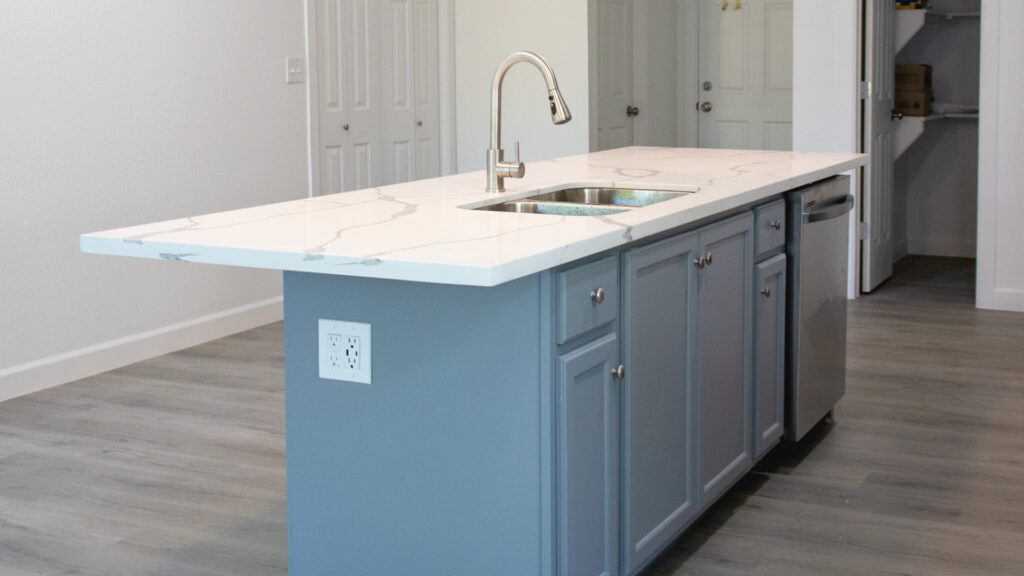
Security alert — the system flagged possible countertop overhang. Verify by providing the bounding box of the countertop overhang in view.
[81,147,867,287]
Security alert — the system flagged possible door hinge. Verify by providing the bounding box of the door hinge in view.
[859,81,870,100]
[858,221,869,240]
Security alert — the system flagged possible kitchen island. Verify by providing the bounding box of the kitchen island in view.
[82,147,866,576]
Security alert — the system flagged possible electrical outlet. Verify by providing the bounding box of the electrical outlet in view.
[318,319,371,384]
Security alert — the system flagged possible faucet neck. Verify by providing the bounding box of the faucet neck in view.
[489,51,562,158]
[486,51,567,193]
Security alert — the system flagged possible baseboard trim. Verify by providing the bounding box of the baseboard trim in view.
[0,296,283,403]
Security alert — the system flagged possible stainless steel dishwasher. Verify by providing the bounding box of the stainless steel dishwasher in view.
[785,175,854,441]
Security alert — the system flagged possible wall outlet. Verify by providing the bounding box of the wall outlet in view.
[318,319,371,384]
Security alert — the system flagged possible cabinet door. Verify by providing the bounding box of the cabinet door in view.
[696,213,753,505]
[557,333,620,576]
[754,254,786,459]
[621,232,698,574]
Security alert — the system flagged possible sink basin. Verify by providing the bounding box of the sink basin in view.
[472,186,691,216]
[526,187,689,207]
[476,201,631,216]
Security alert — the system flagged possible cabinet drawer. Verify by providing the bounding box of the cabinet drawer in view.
[557,255,619,344]
[754,199,786,257]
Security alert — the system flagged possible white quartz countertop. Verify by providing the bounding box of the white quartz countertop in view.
[81,147,866,287]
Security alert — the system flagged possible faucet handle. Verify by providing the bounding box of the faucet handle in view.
[513,140,520,163]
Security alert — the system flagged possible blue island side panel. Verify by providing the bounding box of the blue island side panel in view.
[284,271,550,576]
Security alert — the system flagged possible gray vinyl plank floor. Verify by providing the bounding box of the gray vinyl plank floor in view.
[1,256,1022,575]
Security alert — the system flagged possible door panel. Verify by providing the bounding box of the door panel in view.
[318,0,381,194]
[622,232,699,574]
[696,214,753,504]
[317,0,439,194]
[754,253,786,458]
[862,0,895,291]
[595,0,634,151]
[698,0,792,150]
[558,333,620,576]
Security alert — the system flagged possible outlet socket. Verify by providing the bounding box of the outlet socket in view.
[318,319,371,384]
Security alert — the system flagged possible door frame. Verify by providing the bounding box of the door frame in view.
[303,0,458,197]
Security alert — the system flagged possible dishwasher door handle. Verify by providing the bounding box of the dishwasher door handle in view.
[803,194,854,223]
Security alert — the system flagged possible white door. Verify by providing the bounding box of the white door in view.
[318,0,382,194]
[594,0,635,151]
[697,0,793,150]
[317,0,439,195]
[861,0,895,292]
[379,0,440,184]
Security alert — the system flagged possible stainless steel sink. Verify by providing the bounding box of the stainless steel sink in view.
[476,201,631,216]
[526,187,689,207]
[471,186,691,216]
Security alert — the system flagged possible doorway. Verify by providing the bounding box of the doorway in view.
[305,0,456,196]
[861,0,981,292]
[589,0,793,151]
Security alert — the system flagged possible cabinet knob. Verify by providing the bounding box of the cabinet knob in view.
[590,288,605,304]
[611,364,626,380]
[417,120,424,127]
[770,219,782,230]
[762,287,772,298]
[705,252,713,266]
[343,123,350,131]
[694,255,706,269]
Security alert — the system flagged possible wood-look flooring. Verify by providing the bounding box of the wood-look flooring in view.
[1,256,1022,575]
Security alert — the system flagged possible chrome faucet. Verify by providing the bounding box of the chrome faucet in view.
[486,51,572,193]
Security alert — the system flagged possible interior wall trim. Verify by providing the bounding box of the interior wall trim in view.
[0,297,283,403]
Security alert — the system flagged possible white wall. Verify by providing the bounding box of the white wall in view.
[0,1,308,400]
[792,0,862,298]
[453,0,590,173]
[977,0,1024,311]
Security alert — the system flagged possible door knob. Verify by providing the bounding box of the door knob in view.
[891,110,904,121]
[626,105,640,117]
[700,101,713,113]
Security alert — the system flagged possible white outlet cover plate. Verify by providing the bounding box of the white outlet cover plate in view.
[318,319,372,384]
[286,57,305,84]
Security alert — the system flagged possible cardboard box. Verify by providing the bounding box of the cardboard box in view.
[896,64,932,92]
[894,90,933,117]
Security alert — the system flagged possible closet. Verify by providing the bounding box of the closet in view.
[891,0,980,263]
[315,0,441,194]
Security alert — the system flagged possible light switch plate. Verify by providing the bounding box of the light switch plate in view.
[286,57,305,84]
[318,319,371,384]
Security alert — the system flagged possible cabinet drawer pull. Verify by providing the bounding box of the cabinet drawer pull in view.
[590,287,606,304]
[762,287,772,298]
[611,364,626,380]
[770,219,782,231]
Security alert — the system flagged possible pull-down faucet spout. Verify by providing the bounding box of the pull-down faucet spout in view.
[486,51,572,193]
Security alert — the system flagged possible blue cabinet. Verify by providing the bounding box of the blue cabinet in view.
[557,333,621,576]
[695,213,754,506]
[754,254,786,458]
[284,200,780,576]
[621,232,699,574]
